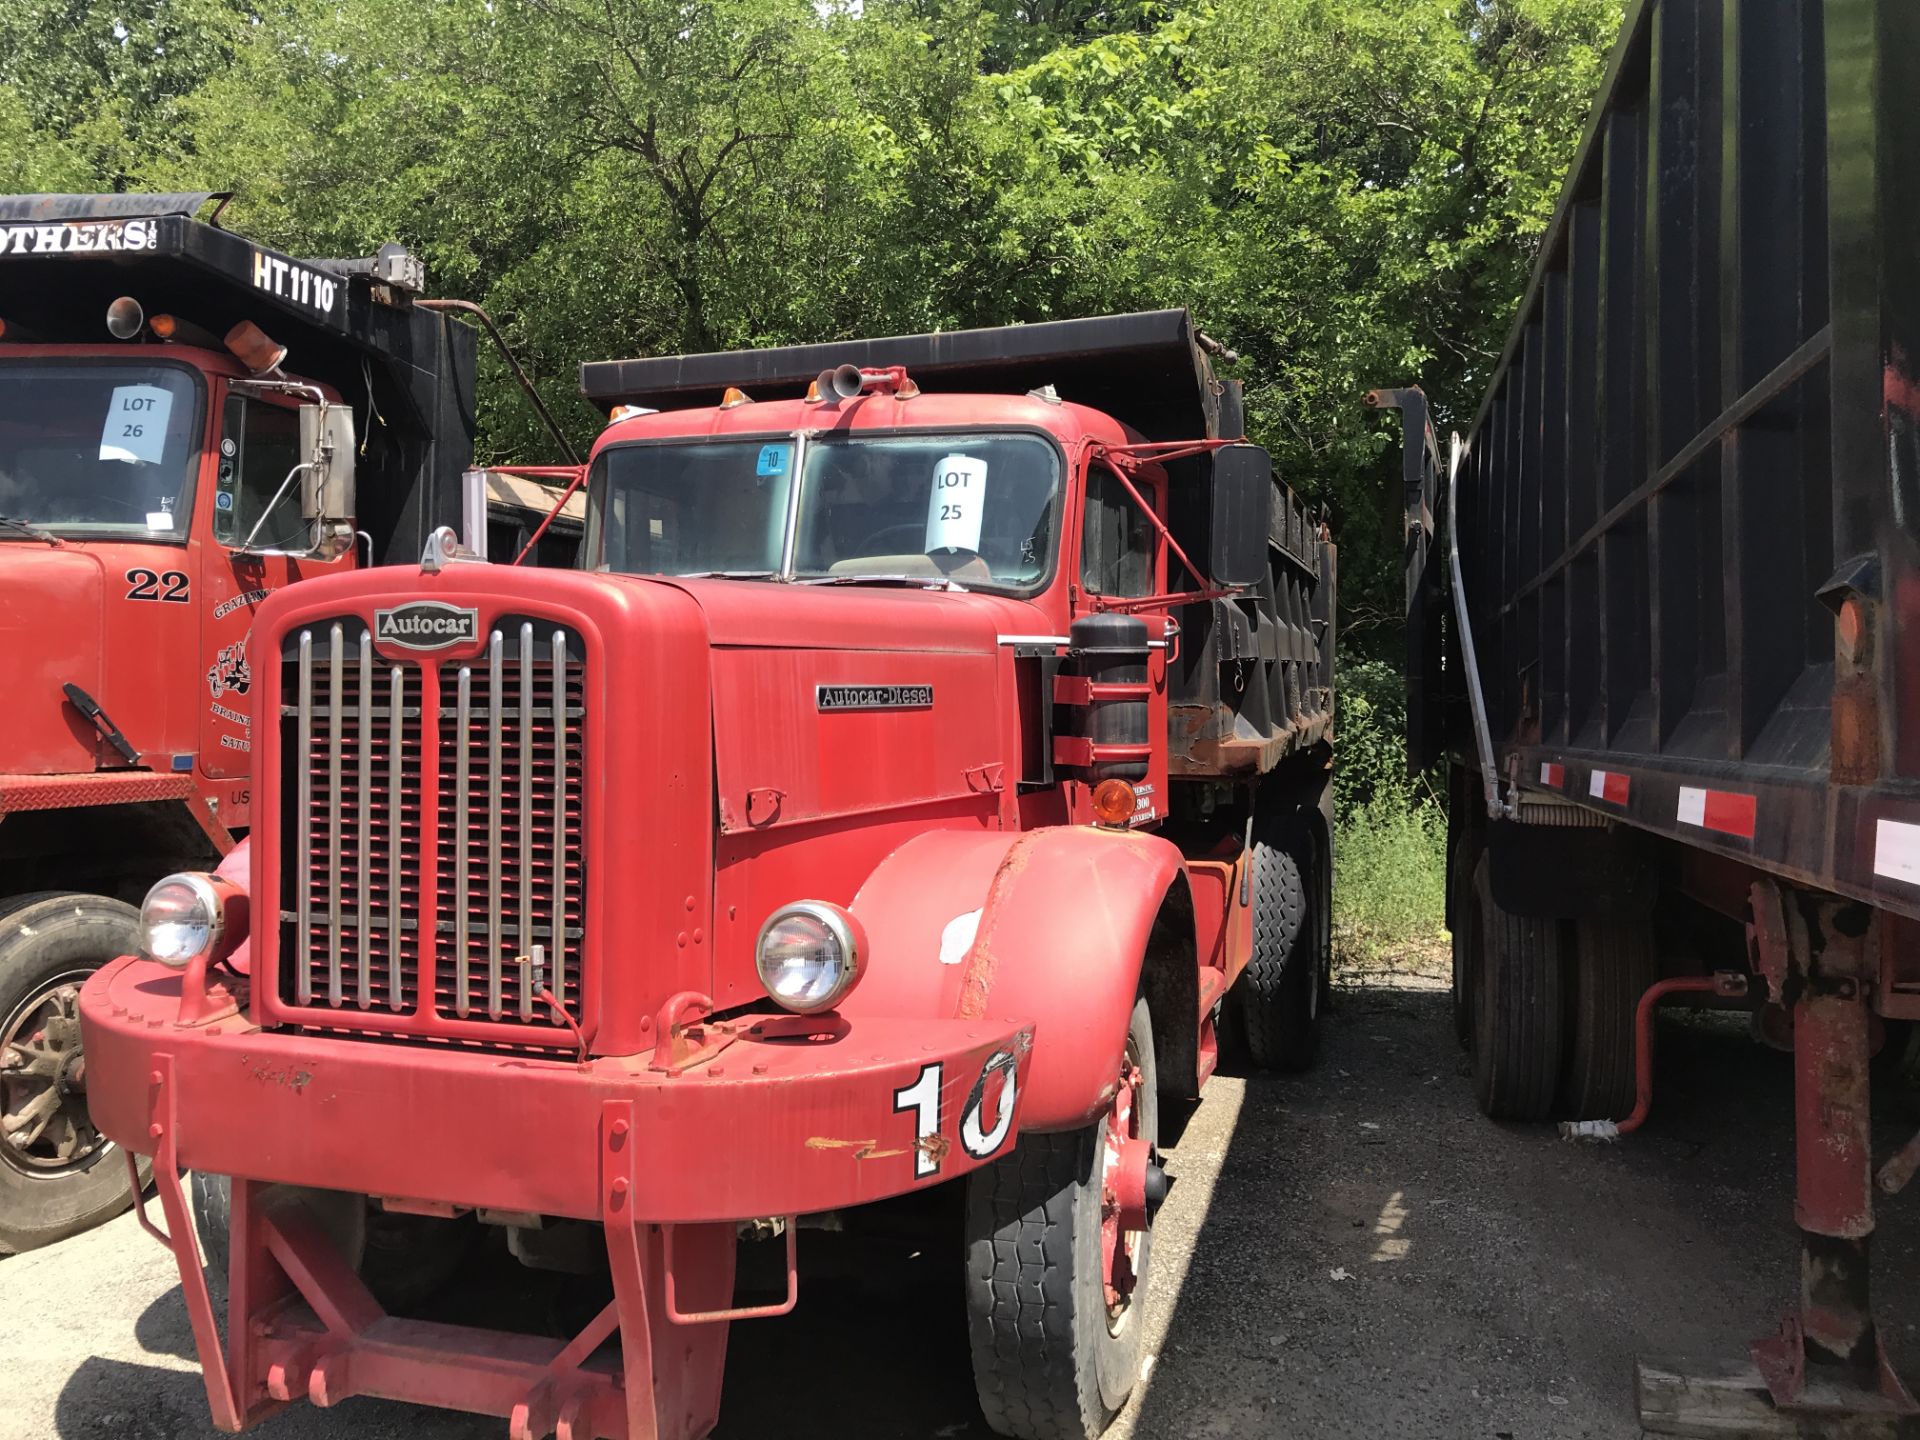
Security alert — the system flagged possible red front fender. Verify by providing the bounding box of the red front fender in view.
[848,825,1187,1131]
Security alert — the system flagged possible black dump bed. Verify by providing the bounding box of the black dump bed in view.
[0,192,476,563]
[584,310,1334,781]
[1389,0,1920,915]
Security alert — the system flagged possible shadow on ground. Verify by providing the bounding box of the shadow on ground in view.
[53,983,1920,1440]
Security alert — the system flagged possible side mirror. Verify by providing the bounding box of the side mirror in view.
[1208,444,1271,588]
[298,402,357,528]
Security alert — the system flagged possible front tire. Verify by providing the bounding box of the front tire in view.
[966,997,1158,1440]
[0,893,149,1252]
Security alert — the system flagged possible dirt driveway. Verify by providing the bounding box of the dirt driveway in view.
[5,972,1917,1439]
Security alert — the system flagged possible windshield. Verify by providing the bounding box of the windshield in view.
[587,430,1062,592]
[0,362,202,539]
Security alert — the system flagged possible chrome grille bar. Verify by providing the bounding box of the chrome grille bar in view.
[487,630,504,1019]
[326,622,344,1007]
[388,664,404,1010]
[518,621,535,1021]
[551,629,567,1006]
[455,664,472,1017]
[296,630,313,1004]
[356,630,372,1008]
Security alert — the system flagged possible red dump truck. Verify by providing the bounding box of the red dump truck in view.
[76,311,1335,1440]
[0,190,501,1253]
[1375,0,1920,1431]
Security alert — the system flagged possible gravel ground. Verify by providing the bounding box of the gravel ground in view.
[4,970,1917,1440]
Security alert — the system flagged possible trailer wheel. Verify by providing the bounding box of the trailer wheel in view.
[1448,837,1482,1050]
[966,997,1159,1440]
[1237,813,1323,1071]
[1469,856,1566,1121]
[1560,914,1657,1120]
[0,893,150,1253]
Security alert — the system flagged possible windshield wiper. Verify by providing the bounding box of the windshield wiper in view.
[672,569,779,580]
[0,515,61,545]
[798,573,970,591]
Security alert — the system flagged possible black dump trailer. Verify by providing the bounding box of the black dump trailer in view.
[1375,1,1920,1432]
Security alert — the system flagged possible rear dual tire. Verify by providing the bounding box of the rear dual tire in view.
[1467,856,1565,1121]
[1236,812,1330,1072]
[1454,851,1656,1123]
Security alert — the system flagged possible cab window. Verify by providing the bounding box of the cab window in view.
[215,395,307,550]
[1080,465,1153,597]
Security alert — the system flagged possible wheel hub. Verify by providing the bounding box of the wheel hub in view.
[0,976,106,1174]
[1099,1053,1156,1320]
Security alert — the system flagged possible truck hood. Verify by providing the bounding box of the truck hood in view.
[0,544,106,773]
[660,577,1030,833]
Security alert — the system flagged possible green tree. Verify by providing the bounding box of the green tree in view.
[0,0,253,188]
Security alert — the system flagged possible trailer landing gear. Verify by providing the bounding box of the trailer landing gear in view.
[1637,883,1918,1438]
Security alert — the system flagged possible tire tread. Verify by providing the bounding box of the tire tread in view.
[1471,857,1565,1121]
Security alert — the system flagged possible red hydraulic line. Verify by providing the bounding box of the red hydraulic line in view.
[1563,971,1748,1140]
[1617,974,1747,1135]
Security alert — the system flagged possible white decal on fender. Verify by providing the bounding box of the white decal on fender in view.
[960,1049,1019,1160]
[893,1063,942,1178]
[939,909,982,965]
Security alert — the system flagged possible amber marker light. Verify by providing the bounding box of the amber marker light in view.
[1091,778,1139,829]
[224,318,288,374]
[1837,596,1866,663]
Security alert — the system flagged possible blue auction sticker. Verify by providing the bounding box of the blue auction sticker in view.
[215,491,234,510]
[756,444,789,477]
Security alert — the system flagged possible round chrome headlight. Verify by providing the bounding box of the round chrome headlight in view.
[140,873,223,967]
[755,902,866,1014]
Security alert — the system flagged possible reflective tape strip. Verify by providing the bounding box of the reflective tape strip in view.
[1589,769,1630,805]
[1676,785,1756,839]
[1540,762,1565,788]
[1874,818,1920,886]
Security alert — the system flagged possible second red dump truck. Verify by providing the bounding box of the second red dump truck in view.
[77,311,1334,1440]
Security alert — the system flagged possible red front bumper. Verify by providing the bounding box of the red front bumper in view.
[82,956,1032,1221]
[81,958,1034,1440]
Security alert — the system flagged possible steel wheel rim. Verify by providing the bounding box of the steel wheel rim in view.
[0,967,109,1177]
[1099,1035,1149,1335]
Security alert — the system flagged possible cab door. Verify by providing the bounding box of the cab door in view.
[194,384,354,827]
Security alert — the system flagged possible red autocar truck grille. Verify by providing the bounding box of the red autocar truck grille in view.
[278,616,586,1037]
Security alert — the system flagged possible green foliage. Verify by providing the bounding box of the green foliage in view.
[1330,654,1446,961]
[0,0,1622,624]
[1334,794,1447,966]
